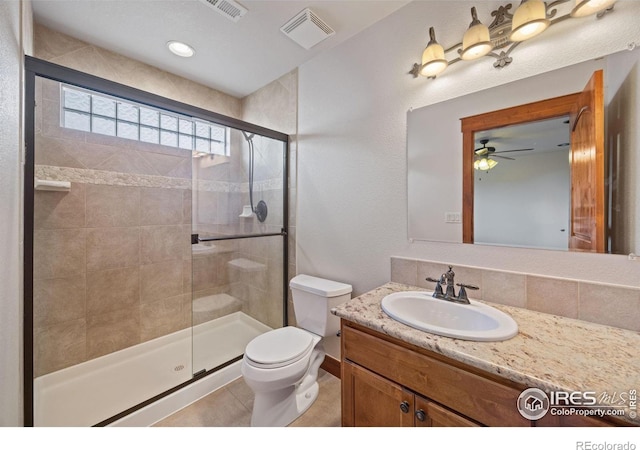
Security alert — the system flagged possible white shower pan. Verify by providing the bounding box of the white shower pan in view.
[34,312,270,427]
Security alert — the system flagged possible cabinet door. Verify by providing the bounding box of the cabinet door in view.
[342,361,414,427]
[414,396,481,427]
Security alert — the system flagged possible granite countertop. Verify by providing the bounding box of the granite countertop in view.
[332,282,640,425]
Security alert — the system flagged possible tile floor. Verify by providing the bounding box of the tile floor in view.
[153,369,341,427]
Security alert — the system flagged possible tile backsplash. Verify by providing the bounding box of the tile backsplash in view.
[391,257,640,333]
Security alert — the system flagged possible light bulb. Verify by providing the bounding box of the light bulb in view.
[167,41,195,58]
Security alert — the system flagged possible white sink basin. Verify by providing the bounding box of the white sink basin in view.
[381,291,518,342]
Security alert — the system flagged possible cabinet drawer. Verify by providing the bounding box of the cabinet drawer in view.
[342,323,530,427]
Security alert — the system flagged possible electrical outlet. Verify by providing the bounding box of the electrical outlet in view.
[445,212,461,223]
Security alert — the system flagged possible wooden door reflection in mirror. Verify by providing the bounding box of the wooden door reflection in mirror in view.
[460,70,605,252]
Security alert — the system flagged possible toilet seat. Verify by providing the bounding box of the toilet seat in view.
[245,327,316,369]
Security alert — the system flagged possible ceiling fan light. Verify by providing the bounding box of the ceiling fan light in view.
[571,0,617,17]
[474,157,499,171]
[510,0,550,42]
[420,27,448,77]
[461,7,493,61]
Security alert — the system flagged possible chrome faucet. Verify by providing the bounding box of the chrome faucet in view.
[425,266,478,305]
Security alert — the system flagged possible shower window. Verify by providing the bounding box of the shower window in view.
[61,85,230,156]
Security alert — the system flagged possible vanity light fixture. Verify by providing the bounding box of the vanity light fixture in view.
[474,158,499,171]
[420,27,448,77]
[510,0,550,42]
[571,0,618,17]
[461,7,493,60]
[411,0,617,79]
[167,40,196,58]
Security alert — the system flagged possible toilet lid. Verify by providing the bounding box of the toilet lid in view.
[245,327,315,368]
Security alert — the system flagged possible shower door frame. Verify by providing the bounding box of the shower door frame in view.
[23,56,290,427]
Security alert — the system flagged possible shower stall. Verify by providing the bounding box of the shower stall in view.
[23,57,289,426]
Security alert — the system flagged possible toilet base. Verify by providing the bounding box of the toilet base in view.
[250,378,319,427]
[248,345,325,427]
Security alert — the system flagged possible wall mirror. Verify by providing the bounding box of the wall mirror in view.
[407,48,639,255]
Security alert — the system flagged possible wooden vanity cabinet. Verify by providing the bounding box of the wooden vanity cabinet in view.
[340,320,630,427]
[341,320,526,427]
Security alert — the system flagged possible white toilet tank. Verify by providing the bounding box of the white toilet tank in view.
[289,274,352,337]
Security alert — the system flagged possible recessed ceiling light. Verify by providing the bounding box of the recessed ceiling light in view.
[167,41,195,58]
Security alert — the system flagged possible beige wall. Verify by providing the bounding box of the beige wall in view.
[34,23,242,120]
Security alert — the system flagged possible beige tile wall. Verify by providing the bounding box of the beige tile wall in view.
[390,257,640,332]
[228,236,284,329]
[241,70,298,326]
[34,23,242,120]
[33,77,193,376]
[191,133,286,329]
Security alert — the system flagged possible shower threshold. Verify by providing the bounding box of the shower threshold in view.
[34,312,271,427]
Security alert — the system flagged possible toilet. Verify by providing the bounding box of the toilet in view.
[241,274,352,427]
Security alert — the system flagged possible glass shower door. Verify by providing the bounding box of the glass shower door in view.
[30,76,195,426]
[191,129,287,374]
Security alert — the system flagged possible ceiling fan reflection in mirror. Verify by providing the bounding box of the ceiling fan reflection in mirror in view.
[474,138,533,159]
[473,138,533,171]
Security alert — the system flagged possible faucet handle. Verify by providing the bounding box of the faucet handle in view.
[425,277,444,297]
[455,283,478,304]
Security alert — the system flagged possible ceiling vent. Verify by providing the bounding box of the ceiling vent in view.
[199,0,247,22]
[280,8,335,50]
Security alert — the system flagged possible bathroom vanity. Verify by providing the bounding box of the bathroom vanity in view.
[334,283,639,427]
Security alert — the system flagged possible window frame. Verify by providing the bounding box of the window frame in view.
[60,84,231,156]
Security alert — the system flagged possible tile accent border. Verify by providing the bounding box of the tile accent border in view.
[36,165,190,190]
[390,256,640,332]
[36,165,283,193]
[198,177,283,194]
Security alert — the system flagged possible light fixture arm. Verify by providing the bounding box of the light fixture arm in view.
[427,26,438,45]
[410,0,616,78]
[469,6,481,27]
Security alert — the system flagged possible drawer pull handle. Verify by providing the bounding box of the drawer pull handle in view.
[400,401,410,414]
[415,409,426,422]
